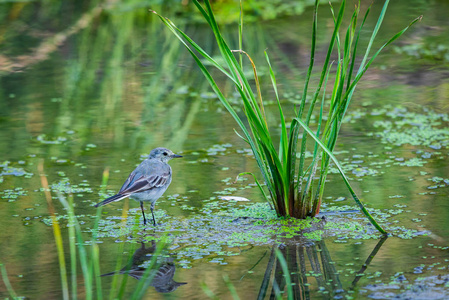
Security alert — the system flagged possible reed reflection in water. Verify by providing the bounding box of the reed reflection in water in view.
[257,236,388,299]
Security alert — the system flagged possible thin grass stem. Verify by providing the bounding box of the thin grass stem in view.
[201,282,220,299]
[38,161,69,300]
[68,194,77,300]
[58,194,93,299]
[274,249,294,299]
[130,237,168,300]
[113,198,130,300]
[0,263,18,299]
[223,275,240,300]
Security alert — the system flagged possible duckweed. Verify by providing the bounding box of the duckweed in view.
[373,107,449,148]
[37,199,428,269]
[0,161,33,178]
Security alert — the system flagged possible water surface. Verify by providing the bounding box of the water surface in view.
[1,1,449,299]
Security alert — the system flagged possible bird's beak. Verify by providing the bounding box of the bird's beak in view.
[172,154,183,158]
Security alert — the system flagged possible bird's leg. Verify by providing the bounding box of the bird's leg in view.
[140,201,147,225]
[150,203,156,226]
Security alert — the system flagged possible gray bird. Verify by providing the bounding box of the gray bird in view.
[94,147,182,225]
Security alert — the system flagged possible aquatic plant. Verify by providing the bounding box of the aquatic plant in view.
[0,164,168,299]
[154,0,421,233]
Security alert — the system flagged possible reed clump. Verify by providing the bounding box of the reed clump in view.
[154,0,421,234]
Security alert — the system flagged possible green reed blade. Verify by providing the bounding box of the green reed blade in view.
[201,282,219,299]
[271,279,284,300]
[0,263,18,299]
[236,172,274,210]
[38,161,69,300]
[297,0,346,188]
[154,8,278,206]
[298,0,319,118]
[114,199,134,300]
[293,117,387,234]
[52,209,69,300]
[93,244,102,300]
[223,275,240,300]
[347,1,365,91]
[89,205,104,300]
[130,237,168,300]
[287,0,319,193]
[58,194,93,299]
[305,61,332,213]
[274,249,294,299]
[265,51,287,167]
[358,0,390,74]
[197,0,271,129]
[256,247,276,300]
[238,0,243,68]
[326,14,422,132]
[68,195,78,300]
[150,12,234,81]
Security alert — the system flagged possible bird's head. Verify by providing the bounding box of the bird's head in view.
[149,147,182,163]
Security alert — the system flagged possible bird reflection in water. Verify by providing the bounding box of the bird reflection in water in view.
[101,241,187,293]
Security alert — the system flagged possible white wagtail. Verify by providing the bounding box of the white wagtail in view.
[94,147,182,225]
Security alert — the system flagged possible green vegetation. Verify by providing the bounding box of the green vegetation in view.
[202,237,389,299]
[41,200,425,267]
[0,164,168,299]
[3,1,448,298]
[154,0,420,233]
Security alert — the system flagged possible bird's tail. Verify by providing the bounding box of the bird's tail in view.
[94,194,129,207]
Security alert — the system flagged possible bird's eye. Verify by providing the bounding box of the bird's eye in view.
[163,152,168,156]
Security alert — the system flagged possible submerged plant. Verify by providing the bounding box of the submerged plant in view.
[153,0,421,233]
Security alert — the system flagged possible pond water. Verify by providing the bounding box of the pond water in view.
[1,0,449,299]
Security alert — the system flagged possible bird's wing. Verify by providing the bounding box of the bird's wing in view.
[119,172,137,193]
[118,171,171,195]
